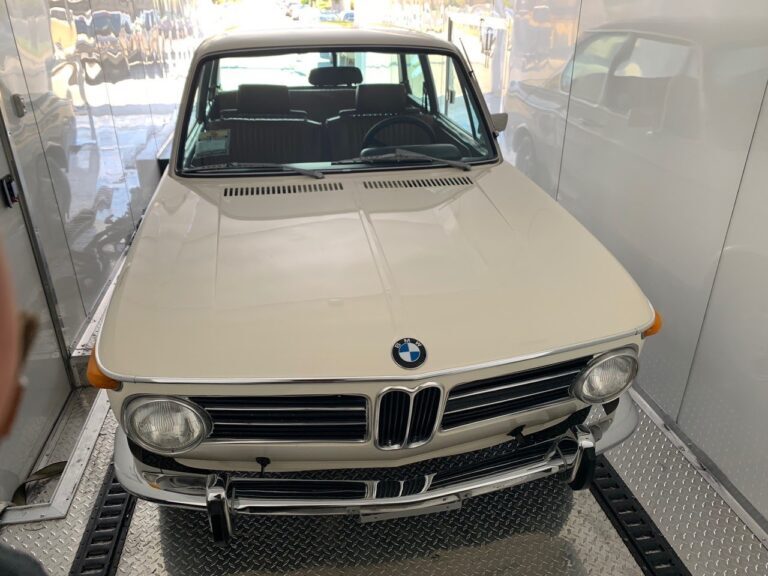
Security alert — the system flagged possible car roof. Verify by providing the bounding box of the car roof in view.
[194,27,458,58]
[590,18,768,48]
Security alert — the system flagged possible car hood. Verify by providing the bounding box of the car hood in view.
[97,162,653,381]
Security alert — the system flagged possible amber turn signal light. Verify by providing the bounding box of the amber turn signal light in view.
[642,311,663,338]
[87,353,119,389]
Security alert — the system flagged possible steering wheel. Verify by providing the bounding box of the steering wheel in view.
[361,116,437,150]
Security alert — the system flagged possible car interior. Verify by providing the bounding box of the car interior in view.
[182,56,495,171]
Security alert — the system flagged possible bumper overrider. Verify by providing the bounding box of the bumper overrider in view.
[114,394,637,543]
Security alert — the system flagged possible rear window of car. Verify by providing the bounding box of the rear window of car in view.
[218,52,403,89]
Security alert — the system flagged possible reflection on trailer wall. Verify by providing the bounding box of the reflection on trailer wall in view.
[3,0,202,346]
[509,0,768,525]
[504,0,580,196]
[524,0,768,525]
[556,2,768,422]
[678,89,768,526]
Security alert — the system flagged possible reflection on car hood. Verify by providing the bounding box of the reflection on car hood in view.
[98,162,653,381]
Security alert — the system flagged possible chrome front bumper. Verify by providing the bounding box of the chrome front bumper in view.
[113,395,637,542]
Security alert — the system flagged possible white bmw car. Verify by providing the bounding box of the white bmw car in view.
[88,28,660,542]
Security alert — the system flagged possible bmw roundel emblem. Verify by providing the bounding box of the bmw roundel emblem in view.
[392,338,427,369]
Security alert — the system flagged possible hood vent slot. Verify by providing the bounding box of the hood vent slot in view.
[224,182,343,197]
[362,176,473,190]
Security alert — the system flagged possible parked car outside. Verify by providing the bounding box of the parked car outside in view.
[319,10,338,22]
[286,2,301,19]
[90,28,659,543]
[297,6,321,23]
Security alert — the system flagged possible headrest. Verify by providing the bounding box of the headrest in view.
[355,84,407,113]
[308,66,363,87]
[237,84,290,114]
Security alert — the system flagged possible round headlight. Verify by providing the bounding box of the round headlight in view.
[572,348,639,404]
[123,397,211,455]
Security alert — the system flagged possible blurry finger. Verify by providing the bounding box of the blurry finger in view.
[18,312,39,367]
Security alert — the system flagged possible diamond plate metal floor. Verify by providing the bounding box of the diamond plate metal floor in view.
[607,396,768,576]
[3,396,767,576]
[117,472,641,576]
[26,388,99,504]
[0,416,117,574]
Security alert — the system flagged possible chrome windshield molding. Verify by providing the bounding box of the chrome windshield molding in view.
[95,325,650,385]
[170,41,502,179]
[374,382,444,450]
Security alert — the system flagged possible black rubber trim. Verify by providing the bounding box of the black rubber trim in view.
[568,445,595,490]
[157,137,172,172]
[590,456,692,576]
[69,464,137,576]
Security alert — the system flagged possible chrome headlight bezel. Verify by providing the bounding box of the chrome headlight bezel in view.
[122,395,212,456]
[571,347,639,404]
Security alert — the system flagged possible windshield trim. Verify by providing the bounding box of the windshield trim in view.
[172,44,500,180]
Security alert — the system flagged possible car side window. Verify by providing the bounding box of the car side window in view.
[605,36,694,119]
[570,33,629,104]
[614,37,692,79]
[428,54,479,139]
[404,54,427,107]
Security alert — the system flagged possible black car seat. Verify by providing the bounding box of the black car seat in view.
[205,85,322,164]
[289,66,362,122]
[225,84,308,119]
[324,84,432,160]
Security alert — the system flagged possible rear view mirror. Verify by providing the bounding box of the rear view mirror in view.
[491,112,508,132]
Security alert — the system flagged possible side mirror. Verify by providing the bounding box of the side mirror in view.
[491,112,508,132]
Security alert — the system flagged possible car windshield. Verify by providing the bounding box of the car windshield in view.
[177,49,497,176]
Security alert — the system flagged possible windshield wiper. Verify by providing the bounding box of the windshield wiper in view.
[185,161,325,179]
[333,148,471,171]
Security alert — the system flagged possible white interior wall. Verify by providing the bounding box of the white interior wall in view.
[677,84,768,520]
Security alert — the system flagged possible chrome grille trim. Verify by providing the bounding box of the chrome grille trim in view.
[448,368,583,400]
[444,382,574,414]
[210,421,364,427]
[441,357,590,430]
[375,383,444,450]
[189,395,370,443]
[407,387,442,445]
[203,405,365,412]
